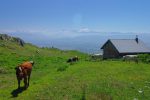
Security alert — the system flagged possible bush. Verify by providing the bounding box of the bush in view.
[138,54,150,63]
[0,67,7,74]
[57,65,68,72]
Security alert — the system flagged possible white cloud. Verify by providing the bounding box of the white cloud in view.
[73,27,102,34]
[78,27,91,33]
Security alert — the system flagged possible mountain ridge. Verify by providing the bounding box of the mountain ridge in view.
[0,34,25,46]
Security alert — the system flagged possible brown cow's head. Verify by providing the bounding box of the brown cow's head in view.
[30,61,34,66]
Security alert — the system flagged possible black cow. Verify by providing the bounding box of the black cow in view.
[67,56,79,63]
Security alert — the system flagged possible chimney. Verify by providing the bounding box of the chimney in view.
[135,35,138,43]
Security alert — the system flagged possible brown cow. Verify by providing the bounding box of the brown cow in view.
[15,61,34,89]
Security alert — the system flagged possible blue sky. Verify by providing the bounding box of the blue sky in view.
[0,0,150,37]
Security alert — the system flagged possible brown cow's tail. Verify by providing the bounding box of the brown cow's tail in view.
[30,61,34,66]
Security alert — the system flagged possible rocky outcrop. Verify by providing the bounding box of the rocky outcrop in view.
[0,34,25,46]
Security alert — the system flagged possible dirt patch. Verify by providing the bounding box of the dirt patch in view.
[0,67,7,74]
[111,81,125,89]
[88,93,113,100]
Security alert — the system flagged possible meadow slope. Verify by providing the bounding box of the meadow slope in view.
[0,40,150,100]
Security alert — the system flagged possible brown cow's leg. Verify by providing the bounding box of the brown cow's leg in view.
[27,70,31,87]
[24,76,28,89]
[17,78,21,89]
[28,74,31,87]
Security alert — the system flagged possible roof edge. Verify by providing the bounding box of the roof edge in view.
[101,39,110,49]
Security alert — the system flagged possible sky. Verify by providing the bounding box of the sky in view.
[0,0,150,38]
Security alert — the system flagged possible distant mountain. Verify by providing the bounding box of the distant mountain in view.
[0,34,25,46]
[5,32,150,54]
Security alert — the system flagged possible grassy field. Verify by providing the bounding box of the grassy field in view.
[1,40,150,100]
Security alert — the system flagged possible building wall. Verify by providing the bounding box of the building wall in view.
[103,41,120,59]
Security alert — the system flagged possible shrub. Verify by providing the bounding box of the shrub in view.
[0,67,7,74]
[57,65,68,72]
[138,54,150,63]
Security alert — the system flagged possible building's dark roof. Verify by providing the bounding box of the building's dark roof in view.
[101,39,150,53]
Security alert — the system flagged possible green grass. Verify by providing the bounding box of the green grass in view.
[1,40,150,100]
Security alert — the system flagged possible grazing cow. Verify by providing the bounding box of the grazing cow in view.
[90,53,103,61]
[15,61,34,89]
[123,55,138,63]
[67,56,79,63]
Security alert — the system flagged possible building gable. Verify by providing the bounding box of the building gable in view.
[101,38,150,58]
